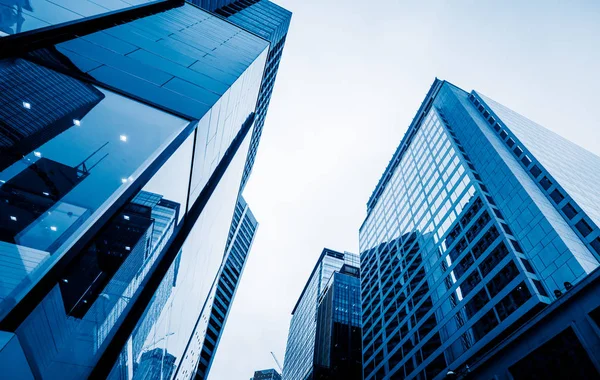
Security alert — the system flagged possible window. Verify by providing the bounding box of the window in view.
[540,176,553,190]
[495,281,531,321]
[521,155,532,167]
[589,305,600,329]
[483,110,490,118]
[575,219,593,237]
[562,203,578,219]
[521,258,535,274]
[501,223,513,235]
[550,189,565,204]
[514,146,523,156]
[486,261,519,298]
[533,279,548,297]
[591,238,600,255]
[461,270,482,298]
[472,309,499,341]
[507,138,515,148]
[493,123,501,132]
[465,288,490,319]
[510,239,523,253]
[530,165,542,178]
[500,130,508,140]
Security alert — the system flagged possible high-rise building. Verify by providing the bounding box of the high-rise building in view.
[359,78,600,380]
[313,265,362,380]
[196,195,258,379]
[282,249,360,380]
[189,1,290,378]
[0,1,290,378]
[190,0,292,190]
[251,368,282,380]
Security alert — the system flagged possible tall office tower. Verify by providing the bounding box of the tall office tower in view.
[314,265,362,380]
[196,195,258,379]
[282,249,360,380]
[359,78,600,380]
[192,0,292,190]
[0,1,290,379]
[251,368,283,380]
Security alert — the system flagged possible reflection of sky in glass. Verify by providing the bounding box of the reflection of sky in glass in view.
[0,0,154,36]
[0,85,188,318]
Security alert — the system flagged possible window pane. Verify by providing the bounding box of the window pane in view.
[0,58,189,320]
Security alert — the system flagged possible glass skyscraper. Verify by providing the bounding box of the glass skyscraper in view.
[359,79,600,380]
[196,195,258,379]
[282,249,360,380]
[190,0,292,190]
[0,1,290,379]
[313,265,362,380]
[251,368,282,380]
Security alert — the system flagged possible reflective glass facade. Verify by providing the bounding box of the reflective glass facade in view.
[0,1,285,379]
[282,249,359,380]
[191,0,292,189]
[314,267,362,380]
[195,195,258,379]
[360,79,600,379]
[0,0,157,37]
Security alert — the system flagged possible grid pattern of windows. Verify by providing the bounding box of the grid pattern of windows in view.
[359,81,546,380]
[196,196,258,379]
[282,250,359,380]
[198,0,292,190]
[468,93,600,265]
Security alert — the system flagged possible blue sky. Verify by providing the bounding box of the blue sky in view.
[208,1,600,378]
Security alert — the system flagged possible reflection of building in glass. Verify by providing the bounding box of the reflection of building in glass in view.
[59,191,179,319]
[282,249,359,380]
[0,58,105,171]
[0,157,89,246]
[251,368,282,380]
[314,265,362,380]
[359,79,600,380]
[135,348,176,380]
[0,0,33,36]
[0,1,288,378]
[196,195,258,379]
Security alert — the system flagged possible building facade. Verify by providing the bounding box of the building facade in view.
[359,79,600,379]
[251,368,283,380]
[0,1,289,379]
[463,266,600,379]
[314,265,362,380]
[196,196,258,379]
[190,0,292,190]
[250,368,281,380]
[282,249,360,380]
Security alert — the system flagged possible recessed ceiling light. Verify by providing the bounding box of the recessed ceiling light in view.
[125,246,131,251]
[120,135,127,142]
[22,102,31,109]
[50,226,57,231]
[10,216,17,221]
[34,151,42,158]
[73,119,81,126]
[123,215,130,220]
[43,192,50,196]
